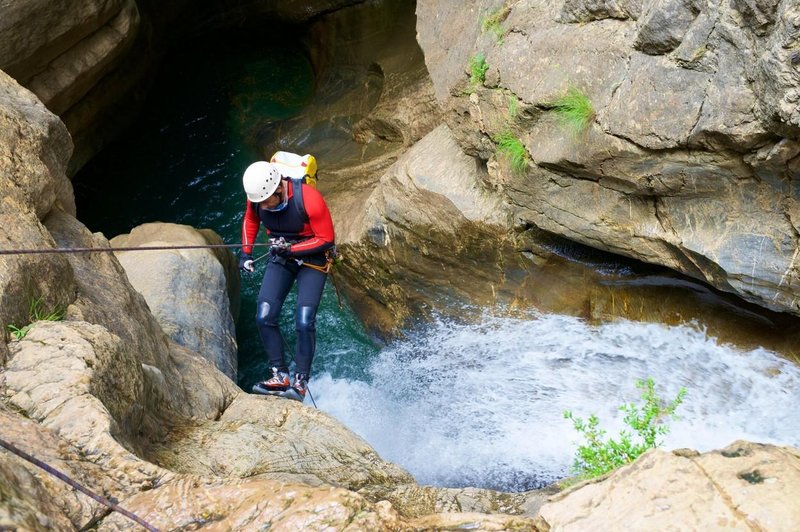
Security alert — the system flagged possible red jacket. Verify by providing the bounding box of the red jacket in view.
[241,181,335,257]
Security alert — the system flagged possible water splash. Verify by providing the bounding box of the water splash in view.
[312,312,800,491]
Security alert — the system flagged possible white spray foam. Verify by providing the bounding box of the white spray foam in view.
[312,313,800,491]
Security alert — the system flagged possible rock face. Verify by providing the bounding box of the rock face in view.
[143,393,414,490]
[0,70,76,339]
[332,123,526,335]
[110,223,240,380]
[0,0,144,174]
[538,441,800,531]
[415,0,800,319]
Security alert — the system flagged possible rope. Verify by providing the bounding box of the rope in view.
[0,242,272,257]
[0,437,159,531]
[328,269,345,310]
[307,387,318,408]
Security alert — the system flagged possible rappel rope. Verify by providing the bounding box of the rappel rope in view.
[0,436,159,531]
[0,243,344,309]
[0,242,273,256]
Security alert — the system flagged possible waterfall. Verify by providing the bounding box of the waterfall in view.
[312,311,800,491]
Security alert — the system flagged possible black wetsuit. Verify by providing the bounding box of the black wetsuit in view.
[242,180,335,376]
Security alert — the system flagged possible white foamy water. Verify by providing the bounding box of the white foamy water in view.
[312,312,800,491]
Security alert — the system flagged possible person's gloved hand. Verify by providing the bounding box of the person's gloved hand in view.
[270,238,292,257]
[238,252,254,273]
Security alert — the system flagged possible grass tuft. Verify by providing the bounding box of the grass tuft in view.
[469,53,489,86]
[6,296,66,340]
[481,4,512,43]
[507,95,518,119]
[549,86,595,133]
[494,131,528,174]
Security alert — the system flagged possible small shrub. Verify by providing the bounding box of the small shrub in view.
[6,296,66,340]
[481,4,512,43]
[549,86,595,133]
[469,53,489,86]
[564,377,687,480]
[494,131,528,174]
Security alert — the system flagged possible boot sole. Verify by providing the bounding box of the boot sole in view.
[252,384,289,396]
[280,388,305,402]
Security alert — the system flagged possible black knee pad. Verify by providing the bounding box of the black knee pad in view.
[296,306,317,332]
[256,301,280,327]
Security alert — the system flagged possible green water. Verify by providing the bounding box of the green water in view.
[74,32,378,389]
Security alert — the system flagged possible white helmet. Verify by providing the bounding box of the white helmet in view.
[242,161,281,203]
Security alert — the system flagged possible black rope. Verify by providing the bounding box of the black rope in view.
[306,387,318,409]
[328,268,345,310]
[0,437,159,531]
[0,242,272,256]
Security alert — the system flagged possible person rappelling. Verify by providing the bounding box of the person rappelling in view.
[238,156,335,402]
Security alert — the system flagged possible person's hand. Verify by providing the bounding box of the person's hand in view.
[238,252,254,273]
[269,238,292,257]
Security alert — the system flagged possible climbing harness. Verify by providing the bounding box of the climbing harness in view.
[297,260,331,274]
[296,247,344,309]
[0,436,158,531]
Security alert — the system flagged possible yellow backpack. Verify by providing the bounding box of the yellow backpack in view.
[270,151,318,188]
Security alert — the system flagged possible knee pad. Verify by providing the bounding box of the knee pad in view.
[256,301,280,327]
[296,306,317,332]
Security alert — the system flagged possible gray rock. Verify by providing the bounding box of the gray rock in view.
[0,70,75,350]
[26,1,140,116]
[559,0,644,23]
[634,0,699,55]
[601,53,710,149]
[749,0,800,135]
[0,0,129,82]
[416,0,485,103]
[731,0,780,35]
[538,441,800,530]
[110,223,239,381]
[332,124,525,335]
[687,39,768,150]
[144,393,414,490]
[416,0,800,318]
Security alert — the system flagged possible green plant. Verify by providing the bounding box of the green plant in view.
[564,377,687,480]
[469,53,489,86]
[481,4,512,43]
[6,296,66,340]
[7,324,32,340]
[494,131,528,174]
[507,95,518,119]
[549,86,595,133]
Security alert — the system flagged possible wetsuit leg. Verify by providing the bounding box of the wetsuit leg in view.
[293,266,328,376]
[256,259,297,370]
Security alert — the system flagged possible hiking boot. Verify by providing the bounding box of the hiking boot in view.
[282,373,308,403]
[252,367,290,396]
